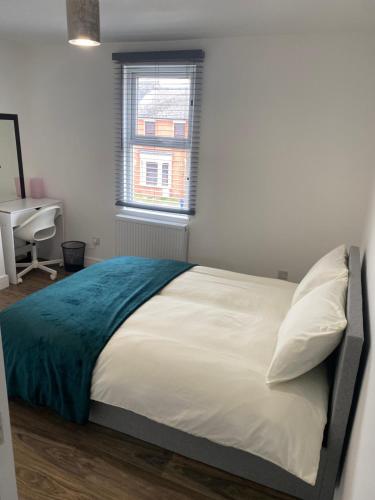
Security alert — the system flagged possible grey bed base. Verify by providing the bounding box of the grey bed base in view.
[89,246,364,500]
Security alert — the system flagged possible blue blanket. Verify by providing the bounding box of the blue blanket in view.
[0,257,193,423]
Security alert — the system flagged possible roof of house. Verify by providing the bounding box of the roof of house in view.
[138,83,190,121]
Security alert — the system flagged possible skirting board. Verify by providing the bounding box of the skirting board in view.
[0,274,9,290]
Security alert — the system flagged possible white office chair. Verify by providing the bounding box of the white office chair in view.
[14,205,63,283]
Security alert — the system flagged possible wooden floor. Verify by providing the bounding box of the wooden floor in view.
[0,269,294,500]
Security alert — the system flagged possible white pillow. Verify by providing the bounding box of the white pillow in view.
[292,245,348,306]
[266,277,348,384]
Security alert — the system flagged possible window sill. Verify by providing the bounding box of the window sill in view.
[116,207,189,227]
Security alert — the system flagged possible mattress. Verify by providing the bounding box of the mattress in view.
[91,266,329,485]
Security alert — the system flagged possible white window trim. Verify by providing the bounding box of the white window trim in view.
[116,207,189,226]
[140,152,172,188]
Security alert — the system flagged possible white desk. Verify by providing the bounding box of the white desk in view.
[0,198,64,285]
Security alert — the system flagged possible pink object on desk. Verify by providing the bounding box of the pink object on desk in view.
[29,177,45,199]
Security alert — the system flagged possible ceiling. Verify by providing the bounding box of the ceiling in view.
[0,0,375,43]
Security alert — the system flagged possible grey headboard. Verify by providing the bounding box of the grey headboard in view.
[318,246,364,497]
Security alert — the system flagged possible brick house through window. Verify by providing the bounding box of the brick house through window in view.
[132,76,190,210]
[144,120,155,136]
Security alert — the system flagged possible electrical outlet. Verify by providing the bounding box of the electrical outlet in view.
[278,270,288,281]
[92,237,100,247]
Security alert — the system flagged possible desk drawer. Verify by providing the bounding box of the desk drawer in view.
[10,209,39,227]
[0,203,63,228]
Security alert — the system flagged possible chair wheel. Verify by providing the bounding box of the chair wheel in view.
[50,274,57,281]
[17,278,23,284]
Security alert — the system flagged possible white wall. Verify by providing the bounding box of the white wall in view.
[0,120,20,203]
[0,42,31,289]
[8,33,375,281]
[0,41,28,112]
[188,33,375,280]
[334,175,375,500]
[0,41,32,167]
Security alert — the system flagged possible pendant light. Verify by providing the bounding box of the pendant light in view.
[66,0,101,47]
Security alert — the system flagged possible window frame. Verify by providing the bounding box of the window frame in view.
[144,119,156,136]
[127,66,194,149]
[140,151,172,189]
[173,120,186,139]
[122,65,196,214]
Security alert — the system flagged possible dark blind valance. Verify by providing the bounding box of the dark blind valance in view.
[112,50,205,65]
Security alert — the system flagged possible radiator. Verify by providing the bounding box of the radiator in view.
[115,215,189,261]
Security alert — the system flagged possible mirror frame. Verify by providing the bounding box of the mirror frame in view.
[0,113,25,199]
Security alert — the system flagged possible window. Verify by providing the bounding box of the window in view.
[140,152,172,188]
[113,50,204,215]
[144,120,155,136]
[174,121,186,138]
[145,162,158,185]
[162,163,169,186]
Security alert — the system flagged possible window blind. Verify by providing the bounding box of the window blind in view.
[113,50,204,215]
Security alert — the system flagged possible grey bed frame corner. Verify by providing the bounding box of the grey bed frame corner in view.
[89,246,364,500]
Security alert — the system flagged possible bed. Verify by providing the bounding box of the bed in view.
[90,246,364,500]
[1,247,364,500]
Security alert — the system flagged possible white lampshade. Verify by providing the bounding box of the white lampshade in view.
[66,0,101,47]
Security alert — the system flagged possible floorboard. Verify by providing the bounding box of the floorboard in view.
[0,268,295,500]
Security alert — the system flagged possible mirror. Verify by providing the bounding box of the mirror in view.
[0,114,25,204]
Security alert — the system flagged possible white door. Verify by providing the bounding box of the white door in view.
[0,331,18,499]
[0,227,10,289]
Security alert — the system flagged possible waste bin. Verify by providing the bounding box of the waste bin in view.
[61,241,86,272]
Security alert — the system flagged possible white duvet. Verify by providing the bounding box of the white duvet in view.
[91,266,329,485]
